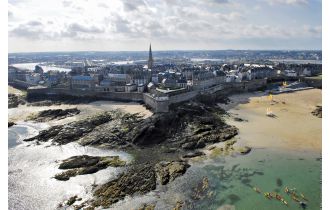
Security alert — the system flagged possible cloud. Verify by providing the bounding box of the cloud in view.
[8,0,321,51]
[265,0,308,5]
[62,0,72,7]
[121,0,146,12]
[67,23,104,34]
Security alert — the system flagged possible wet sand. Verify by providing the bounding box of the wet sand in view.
[223,89,322,152]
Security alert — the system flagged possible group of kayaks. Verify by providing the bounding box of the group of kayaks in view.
[253,186,308,208]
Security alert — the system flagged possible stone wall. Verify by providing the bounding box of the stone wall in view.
[27,79,267,113]
[27,87,144,102]
[143,93,169,112]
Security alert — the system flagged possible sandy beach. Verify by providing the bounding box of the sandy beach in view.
[8,101,153,123]
[224,89,322,152]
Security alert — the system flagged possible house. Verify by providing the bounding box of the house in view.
[283,70,297,77]
[137,84,145,93]
[302,68,312,76]
[125,83,137,92]
[247,67,277,80]
[71,75,95,90]
[176,77,188,89]
[161,78,177,89]
[25,73,41,85]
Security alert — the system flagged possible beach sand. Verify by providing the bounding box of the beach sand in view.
[8,86,25,95]
[8,101,153,123]
[224,89,322,152]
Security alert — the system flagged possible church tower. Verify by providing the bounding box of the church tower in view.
[147,43,153,69]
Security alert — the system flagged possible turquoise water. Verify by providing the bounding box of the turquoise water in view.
[191,148,321,210]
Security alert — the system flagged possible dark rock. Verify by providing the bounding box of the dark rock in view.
[66,195,78,206]
[92,164,156,208]
[238,146,252,155]
[196,139,206,148]
[8,93,26,108]
[54,155,125,181]
[311,106,322,118]
[182,151,205,158]
[59,155,101,169]
[154,161,190,185]
[138,203,156,210]
[27,108,80,122]
[24,112,113,144]
[182,142,197,150]
[8,121,15,127]
[233,117,247,122]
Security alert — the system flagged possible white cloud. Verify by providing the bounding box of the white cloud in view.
[265,0,308,5]
[8,0,321,51]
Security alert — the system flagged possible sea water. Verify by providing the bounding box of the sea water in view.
[188,148,321,210]
[8,122,132,210]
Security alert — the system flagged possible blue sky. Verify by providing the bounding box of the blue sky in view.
[8,0,322,52]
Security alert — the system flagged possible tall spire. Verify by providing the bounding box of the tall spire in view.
[148,43,153,69]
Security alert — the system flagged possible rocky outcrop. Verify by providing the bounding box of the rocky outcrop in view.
[182,151,205,158]
[138,203,156,210]
[54,155,125,181]
[21,101,239,208]
[8,121,15,127]
[8,93,26,108]
[311,106,322,118]
[24,112,114,144]
[238,146,252,155]
[26,108,80,122]
[154,161,190,185]
[91,164,157,208]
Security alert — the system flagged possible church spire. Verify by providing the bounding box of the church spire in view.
[148,43,153,69]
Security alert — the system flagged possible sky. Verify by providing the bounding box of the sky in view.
[8,0,322,52]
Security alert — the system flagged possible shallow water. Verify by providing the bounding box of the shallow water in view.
[189,148,321,210]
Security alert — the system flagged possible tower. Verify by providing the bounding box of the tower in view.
[147,43,153,70]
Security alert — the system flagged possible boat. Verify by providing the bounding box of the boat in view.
[291,195,300,202]
[275,193,283,201]
[300,193,308,201]
[253,187,261,193]
[264,192,272,199]
[284,187,289,194]
[281,198,288,206]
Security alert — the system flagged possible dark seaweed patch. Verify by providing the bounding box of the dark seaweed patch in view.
[254,171,264,176]
[227,194,241,204]
[218,198,226,206]
[276,178,283,187]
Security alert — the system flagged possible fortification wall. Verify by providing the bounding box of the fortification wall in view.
[143,93,169,112]
[27,88,144,102]
[27,79,267,113]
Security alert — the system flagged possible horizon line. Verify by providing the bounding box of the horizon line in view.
[8,49,322,54]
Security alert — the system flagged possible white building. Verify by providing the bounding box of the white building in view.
[25,73,41,85]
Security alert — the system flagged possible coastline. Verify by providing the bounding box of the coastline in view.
[8,88,322,210]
